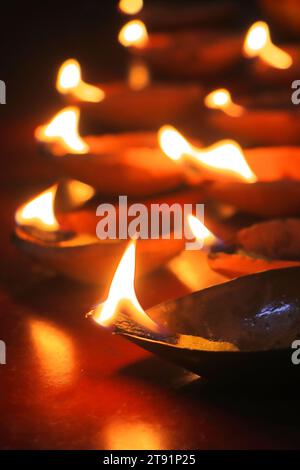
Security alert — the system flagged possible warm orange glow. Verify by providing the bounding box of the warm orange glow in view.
[187,215,217,246]
[243,21,292,69]
[15,185,59,232]
[56,59,105,102]
[118,20,148,47]
[30,319,76,386]
[93,241,158,332]
[119,0,143,15]
[204,88,244,117]
[128,59,150,90]
[35,107,89,154]
[66,180,96,206]
[158,125,257,182]
[103,421,162,450]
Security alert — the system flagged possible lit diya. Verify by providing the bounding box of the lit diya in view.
[90,240,300,383]
[159,126,300,217]
[13,184,203,285]
[35,107,189,197]
[56,58,203,132]
[119,19,243,80]
[204,87,300,146]
[208,218,300,278]
[243,21,299,87]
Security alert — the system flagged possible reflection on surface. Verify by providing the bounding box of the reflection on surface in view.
[103,420,163,450]
[29,319,76,387]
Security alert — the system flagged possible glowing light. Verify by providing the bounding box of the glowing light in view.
[119,0,143,15]
[93,240,158,332]
[128,60,150,90]
[187,215,217,246]
[35,107,89,154]
[158,125,257,182]
[15,185,59,232]
[118,20,148,47]
[244,21,292,69]
[56,59,105,102]
[204,88,244,117]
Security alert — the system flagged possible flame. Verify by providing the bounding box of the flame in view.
[119,0,143,15]
[93,240,158,332]
[118,20,148,47]
[128,59,150,90]
[15,185,59,232]
[187,215,217,246]
[158,125,257,182]
[243,21,292,69]
[56,59,105,102]
[35,107,89,154]
[204,88,244,117]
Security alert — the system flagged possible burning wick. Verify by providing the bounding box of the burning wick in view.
[118,20,148,48]
[118,0,143,15]
[187,215,217,248]
[204,89,244,118]
[158,125,257,183]
[92,240,159,334]
[35,107,89,155]
[56,59,105,103]
[243,21,293,69]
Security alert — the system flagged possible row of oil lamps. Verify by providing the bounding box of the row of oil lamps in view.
[13,1,300,380]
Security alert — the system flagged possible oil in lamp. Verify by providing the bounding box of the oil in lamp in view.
[120,19,243,80]
[90,239,300,384]
[243,21,300,87]
[14,181,202,284]
[56,58,203,132]
[36,107,189,197]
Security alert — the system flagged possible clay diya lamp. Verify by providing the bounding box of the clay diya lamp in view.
[243,21,300,88]
[158,125,300,218]
[119,20,243,80]
[14,184,205,285]
[90,242,300,383]
[259,0,300,38]
[204,87,300,146]
[35,107,191,198]
[208,218,300,278]
[56,59,203,132]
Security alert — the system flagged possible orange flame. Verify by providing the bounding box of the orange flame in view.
[158,125,257,183]
[56,59,105,102]
[128,59,150,90]
[118,0,143,15]
[244,21,292,69]
[118,20,148,47]
[35,107,89,154]
[93,240,158,332]
[187,215,217,246]
[15,185,59,232]
[204,88,244,117]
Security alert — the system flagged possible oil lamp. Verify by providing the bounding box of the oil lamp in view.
[36,108,189,197]
[208,218,300,278]
[90,238,300,383]
[205,88,300,146]
[118,0,143,16]
[14,182,202,284]
[56,58,203,133]
[120,19,243,80]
